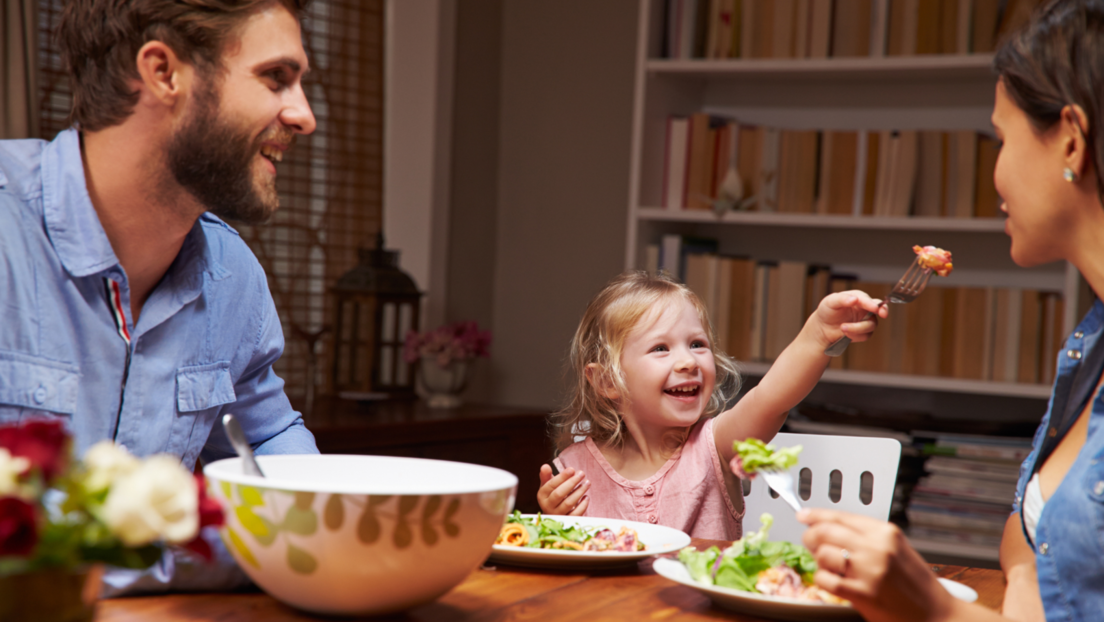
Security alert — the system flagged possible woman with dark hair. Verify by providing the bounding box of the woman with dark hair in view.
[799,2,1104,621]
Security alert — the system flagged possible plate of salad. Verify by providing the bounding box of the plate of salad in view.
[488,512,691,569]
[655,514,977,622]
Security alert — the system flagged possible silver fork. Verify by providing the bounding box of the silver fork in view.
[760,467,802,512]
[823,256,934,357]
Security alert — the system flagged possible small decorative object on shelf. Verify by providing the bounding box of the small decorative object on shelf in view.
[0,419,224,622]
[404,321,492,408]
[331,234,422,400]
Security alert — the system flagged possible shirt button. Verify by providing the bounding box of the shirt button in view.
[648,515,657,524]
[1048,427,1058,438]
[1095,481,1104,496]
[33,386,47,405]
[1039,542,1049,555]
[644,486,655,495]
[1067,349,1083,360]
[1074,331,1084,339]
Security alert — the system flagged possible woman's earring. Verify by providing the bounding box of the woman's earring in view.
[1064,167,1077,182]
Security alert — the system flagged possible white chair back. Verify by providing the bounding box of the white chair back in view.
[741,432,902,544]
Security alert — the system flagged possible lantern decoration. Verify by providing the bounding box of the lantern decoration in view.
[330,235,421,397]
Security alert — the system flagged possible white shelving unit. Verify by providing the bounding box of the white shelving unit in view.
[626,0,1081,399]
[626,0,1081,566]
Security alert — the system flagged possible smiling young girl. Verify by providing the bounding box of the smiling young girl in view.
[537,271,885,539]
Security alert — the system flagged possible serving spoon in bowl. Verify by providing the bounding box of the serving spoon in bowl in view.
[222,413,265,478]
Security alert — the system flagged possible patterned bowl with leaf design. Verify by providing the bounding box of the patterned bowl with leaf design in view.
[204,454,517,616]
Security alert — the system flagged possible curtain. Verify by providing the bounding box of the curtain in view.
[1,0,38,139]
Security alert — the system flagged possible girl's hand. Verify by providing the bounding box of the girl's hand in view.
[811,290,888,349]
[799,508,964,622]
[537,464,590,516]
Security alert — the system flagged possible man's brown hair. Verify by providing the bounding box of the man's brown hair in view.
[58,0,308,132]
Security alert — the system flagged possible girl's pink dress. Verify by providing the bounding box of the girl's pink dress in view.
[552,418,744,540]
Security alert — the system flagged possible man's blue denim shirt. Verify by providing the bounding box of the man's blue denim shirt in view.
[0,128,318,592]
[1014,298,1104,622]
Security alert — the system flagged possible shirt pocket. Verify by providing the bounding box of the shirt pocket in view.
[0,350,80,423]
[176,362,236,413]
[172,362,236,466]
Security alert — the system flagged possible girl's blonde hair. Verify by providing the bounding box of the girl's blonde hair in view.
[551,271,741,453]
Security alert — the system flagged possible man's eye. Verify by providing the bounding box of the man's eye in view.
[264,70,290,88]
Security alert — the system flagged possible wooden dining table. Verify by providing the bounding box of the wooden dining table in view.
[94,539,1003,621]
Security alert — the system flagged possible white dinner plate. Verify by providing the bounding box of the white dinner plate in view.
[653,558,978,622]
[487,515,691,569]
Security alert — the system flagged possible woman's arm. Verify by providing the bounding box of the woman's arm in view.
[999,513,1045,621]
[712,290,886,460]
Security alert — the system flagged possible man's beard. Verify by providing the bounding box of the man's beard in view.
[166,79,281,225]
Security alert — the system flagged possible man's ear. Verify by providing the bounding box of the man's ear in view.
[134,40,189,108]
[585,363,620,400]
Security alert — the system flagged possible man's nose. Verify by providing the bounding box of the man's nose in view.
[281,84,317,135]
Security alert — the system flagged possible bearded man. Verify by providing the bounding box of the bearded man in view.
[0,0,319,593]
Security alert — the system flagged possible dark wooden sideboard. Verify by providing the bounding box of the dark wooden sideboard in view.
[302,397,550,513]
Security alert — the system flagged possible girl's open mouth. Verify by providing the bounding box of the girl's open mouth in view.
[664,385,700,397]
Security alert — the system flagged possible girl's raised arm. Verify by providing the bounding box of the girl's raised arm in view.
[712,290,886,462]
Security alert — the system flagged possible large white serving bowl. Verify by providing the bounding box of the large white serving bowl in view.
[204,454,517,616]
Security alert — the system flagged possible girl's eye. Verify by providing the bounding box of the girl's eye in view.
[691,340,707,349]
[651,345,668,353]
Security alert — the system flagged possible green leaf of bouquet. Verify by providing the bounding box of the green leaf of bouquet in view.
[294,492,315,510]
[235,506,277,545]
[286,543,318,575]
[282,506,318,536]
[225,528,259,569]
[238,485,266,507]
[324,494,344,530]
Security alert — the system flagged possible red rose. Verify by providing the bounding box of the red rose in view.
[0,419,70,483]
[181,475,225,562]
[0,497,39,557]
[195,475,225,530]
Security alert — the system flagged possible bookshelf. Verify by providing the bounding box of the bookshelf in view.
[628,0,1066,565]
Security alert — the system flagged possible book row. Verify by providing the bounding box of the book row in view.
[663,0,1044,60]
[649,241,1066,385]
[663,116,1001,219]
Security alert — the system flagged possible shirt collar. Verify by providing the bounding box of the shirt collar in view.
[40,128,227,288]
[42,128,119,278]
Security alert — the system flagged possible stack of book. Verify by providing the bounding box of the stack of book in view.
[650,238,1068,385]
[905,432,1033,560]
[663,0,1043,60]
[661,118,1001,220]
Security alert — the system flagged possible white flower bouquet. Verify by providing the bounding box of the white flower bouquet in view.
[0,419,223,574]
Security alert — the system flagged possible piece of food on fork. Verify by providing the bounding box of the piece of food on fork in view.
[912,245,953,277]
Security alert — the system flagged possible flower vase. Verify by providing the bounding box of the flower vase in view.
[419,358,470,408]
[0,564,103,622]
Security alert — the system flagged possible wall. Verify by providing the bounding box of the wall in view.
[483,0,639,409]
[445,0,502,403]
